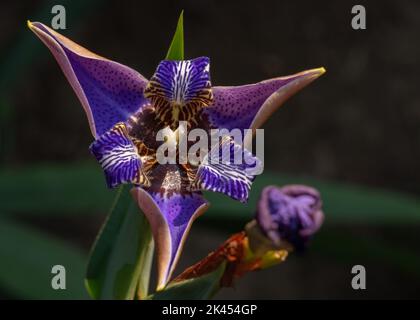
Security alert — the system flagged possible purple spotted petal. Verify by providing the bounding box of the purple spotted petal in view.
[192,137,262,203]
[90,123,141,188]
[144,57,213,109]
[204,68,325,147]
[28,21,149,138]
[257,185,324,251]
[131,187,209,290]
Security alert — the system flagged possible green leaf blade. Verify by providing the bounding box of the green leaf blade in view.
[85,185,154,300]
[165,10,184,60]
[149,262,226,300]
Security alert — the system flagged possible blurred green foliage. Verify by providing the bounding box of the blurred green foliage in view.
[0,217,88,299]
[1,163,419,224]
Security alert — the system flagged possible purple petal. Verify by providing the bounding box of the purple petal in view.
[90,123,142,188]
[144,57,213,124]
[28,21,149,138]
[192,137,262,203]
[204,68,325,145]
[131,187,209,290]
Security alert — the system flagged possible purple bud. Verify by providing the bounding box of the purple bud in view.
[256,185,324,251]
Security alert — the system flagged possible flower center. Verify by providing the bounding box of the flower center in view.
[125,103,210,194]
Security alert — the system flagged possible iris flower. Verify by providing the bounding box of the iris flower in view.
[28,21,325,289]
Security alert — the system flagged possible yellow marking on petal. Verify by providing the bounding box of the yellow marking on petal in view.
[172,104,180,122]
[312,67,326,75]
[302,67,326,79]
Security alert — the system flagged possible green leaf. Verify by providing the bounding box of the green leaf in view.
[149,262,226,300]
[85,185,154,299]
[0,217,88,299]
[165,10,184,60]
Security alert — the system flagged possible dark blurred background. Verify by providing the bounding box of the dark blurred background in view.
[0,0,419,299]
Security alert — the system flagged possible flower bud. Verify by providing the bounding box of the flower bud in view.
[254,185,324,252]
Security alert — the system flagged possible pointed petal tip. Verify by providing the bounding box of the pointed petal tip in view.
[27,20,44,33]
[27,21,50,40]
[156,283,166,292]
[239,66,326,141]
[27,20,42,32]
[303,67,326,80]
[130,187,210,291]
[285,66,326,89]
[314,67,326,74]
[309,67,327,77]
[27,20,149,138]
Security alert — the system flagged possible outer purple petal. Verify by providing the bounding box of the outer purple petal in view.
[131,187,209,290]
[28,21,149,138]
[204,68,325,148]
